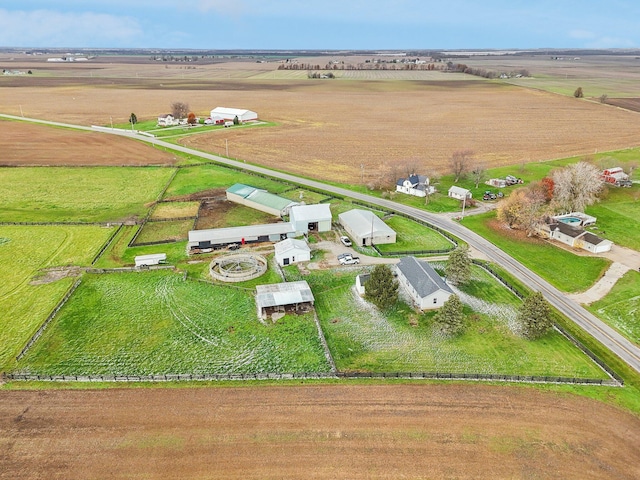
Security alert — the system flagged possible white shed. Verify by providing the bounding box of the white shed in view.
[274,238,311,266]
[210,107,258,123]
[395,256,453,310]
[135,253,167,267]
[448,186,472,201]
[289,204,332,234]
[338,209,396,247]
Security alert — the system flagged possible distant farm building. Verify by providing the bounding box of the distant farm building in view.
[396,174,435,197]
[134,253,167,267]
[157,114,177,127]
[448,186,472,201]
[226,183,299,217]
[338,209,396,247]
[188,223,296,251]
[486,178,507,188]
[601,167,631,186]
[289,204,332,234]
[255,281,315,320]
[274,238,311,266]
[395,256,453,310]
[210,107,258,123]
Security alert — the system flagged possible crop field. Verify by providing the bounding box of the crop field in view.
[588,270,640,346]
[375,215,455,253]
[0,225,115,369]
[291,266,606,378]
[15,271,330,375]
[0,166,175,223]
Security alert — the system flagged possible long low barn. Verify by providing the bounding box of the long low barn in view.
[188,223,295,251]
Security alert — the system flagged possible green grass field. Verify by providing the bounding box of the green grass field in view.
[163,164,290,198]
[15,271,330,376]
[588,269,640,346]
[150,201,200,219]
[375,215,455,253]
[585,186,640,251]
[462,212,610,293]
[134,220,194,244]
[291,266,605,378]
[0,167,174,223]
[0,225,115,369]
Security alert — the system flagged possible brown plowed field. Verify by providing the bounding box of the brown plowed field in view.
[2,74,640,181]
[1,384,639,479]
[0,121,176,166]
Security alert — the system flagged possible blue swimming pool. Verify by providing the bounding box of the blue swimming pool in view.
[558,217,582,225]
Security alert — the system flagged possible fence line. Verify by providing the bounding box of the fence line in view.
[16,279,82,361]
[4,371,619,386]
[91,224,124,265]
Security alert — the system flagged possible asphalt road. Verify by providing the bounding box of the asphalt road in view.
[3,114,640,375]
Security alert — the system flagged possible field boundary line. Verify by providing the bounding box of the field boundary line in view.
[91,224,123,265]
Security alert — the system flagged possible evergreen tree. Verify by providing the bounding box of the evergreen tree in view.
[445,246,471,285]
[433,294,465,335]
[129,113,137,125]
[364,265,398,310]
[517,291,552,339]
[233,115,240,125]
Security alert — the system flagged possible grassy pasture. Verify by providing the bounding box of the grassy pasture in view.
[588,270,640,346]
[293,266,605,378]
[150,201,200,219]
[0,167,174,223]
[462,212,610,293]
[375,215,455,253]
[15,271,330,375]
[585,186,640,251]
[134,220,194,244]
[0,225,115,369]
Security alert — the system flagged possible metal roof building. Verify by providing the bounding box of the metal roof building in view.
[255,281,315,319]
[395,256,453,310]
[338,209,396,246]
[226,183,298,217]
[274,238,311,266]
[210,107,258,122]
[188,223,295,251]
[289,203,332,234]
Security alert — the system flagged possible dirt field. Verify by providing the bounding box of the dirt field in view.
[1,384,638,479]
[2,56,640,182]
[0,121,176,166]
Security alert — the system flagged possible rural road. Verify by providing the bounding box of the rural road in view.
[3,114,640,375]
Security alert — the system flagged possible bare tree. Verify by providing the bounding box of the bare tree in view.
[449,150,474,182]
[551,161,603,212]
[470,160,486,188]
[171,101,189,119]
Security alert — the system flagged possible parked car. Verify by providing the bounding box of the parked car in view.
[340,236,352,247]
[483,191,497,201]
[338,254,360,265]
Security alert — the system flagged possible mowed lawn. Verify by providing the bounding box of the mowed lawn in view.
[588,270,640,346]
[376,215,455,253]
[288,266,606,378]
[462,212,610,293]
[16,271,330,376]
[0,225,115,369]
[585,186,640,251]
[0,167,174,223]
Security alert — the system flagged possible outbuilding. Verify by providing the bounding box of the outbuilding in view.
[255,281,315,320]
[274,238,311,266]
[338,209,396,247]
[448,186,472,201]
[188,223,295,251]
[395,256,453,310]
[210,107,258,123]
[289,203,332,234]
[226,183,298,217]
[134,253,167,267]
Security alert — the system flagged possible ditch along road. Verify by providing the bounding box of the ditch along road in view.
[4,114,640,375]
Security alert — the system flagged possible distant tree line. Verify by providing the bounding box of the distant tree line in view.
[445,62,530,79]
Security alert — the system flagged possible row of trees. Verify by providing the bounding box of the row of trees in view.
[364,248,552,339]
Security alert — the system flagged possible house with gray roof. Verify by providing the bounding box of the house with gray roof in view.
[255,281,315,320]
[395,256,453,310]
[548,222,612,253]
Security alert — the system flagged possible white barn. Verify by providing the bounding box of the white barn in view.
[210,107,258,123]
[395,256,453,310]
[338,209,396,247]
[274,238,311,266]
[289,204,332,234]
[448,186,472,201]
[188,223,295,251]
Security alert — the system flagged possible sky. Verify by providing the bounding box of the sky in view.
[1,0,639,50]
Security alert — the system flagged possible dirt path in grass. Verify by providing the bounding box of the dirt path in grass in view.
[1,384,639,480]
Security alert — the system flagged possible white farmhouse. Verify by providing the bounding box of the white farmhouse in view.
[448,186,472,201]
[395,256,453,310]
[396,174,434,197]
[548,223,613,253]
[274,238,311,266]
[157,114,176,127]
[210,107,258,123]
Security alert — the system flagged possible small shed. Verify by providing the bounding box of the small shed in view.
[448,186,472,201]
[135,253,167,267]
[355,273,370,296]
[395,256,453,310]
[210,107,258,123]
[256,281,315,320]
[289,204,332,234]
[338,209,396,247]
[274,238,311,266]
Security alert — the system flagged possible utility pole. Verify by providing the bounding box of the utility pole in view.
[19,105,23,117]
[225,139,229,157]
[361,163,364,184]
[110,116,113,129]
